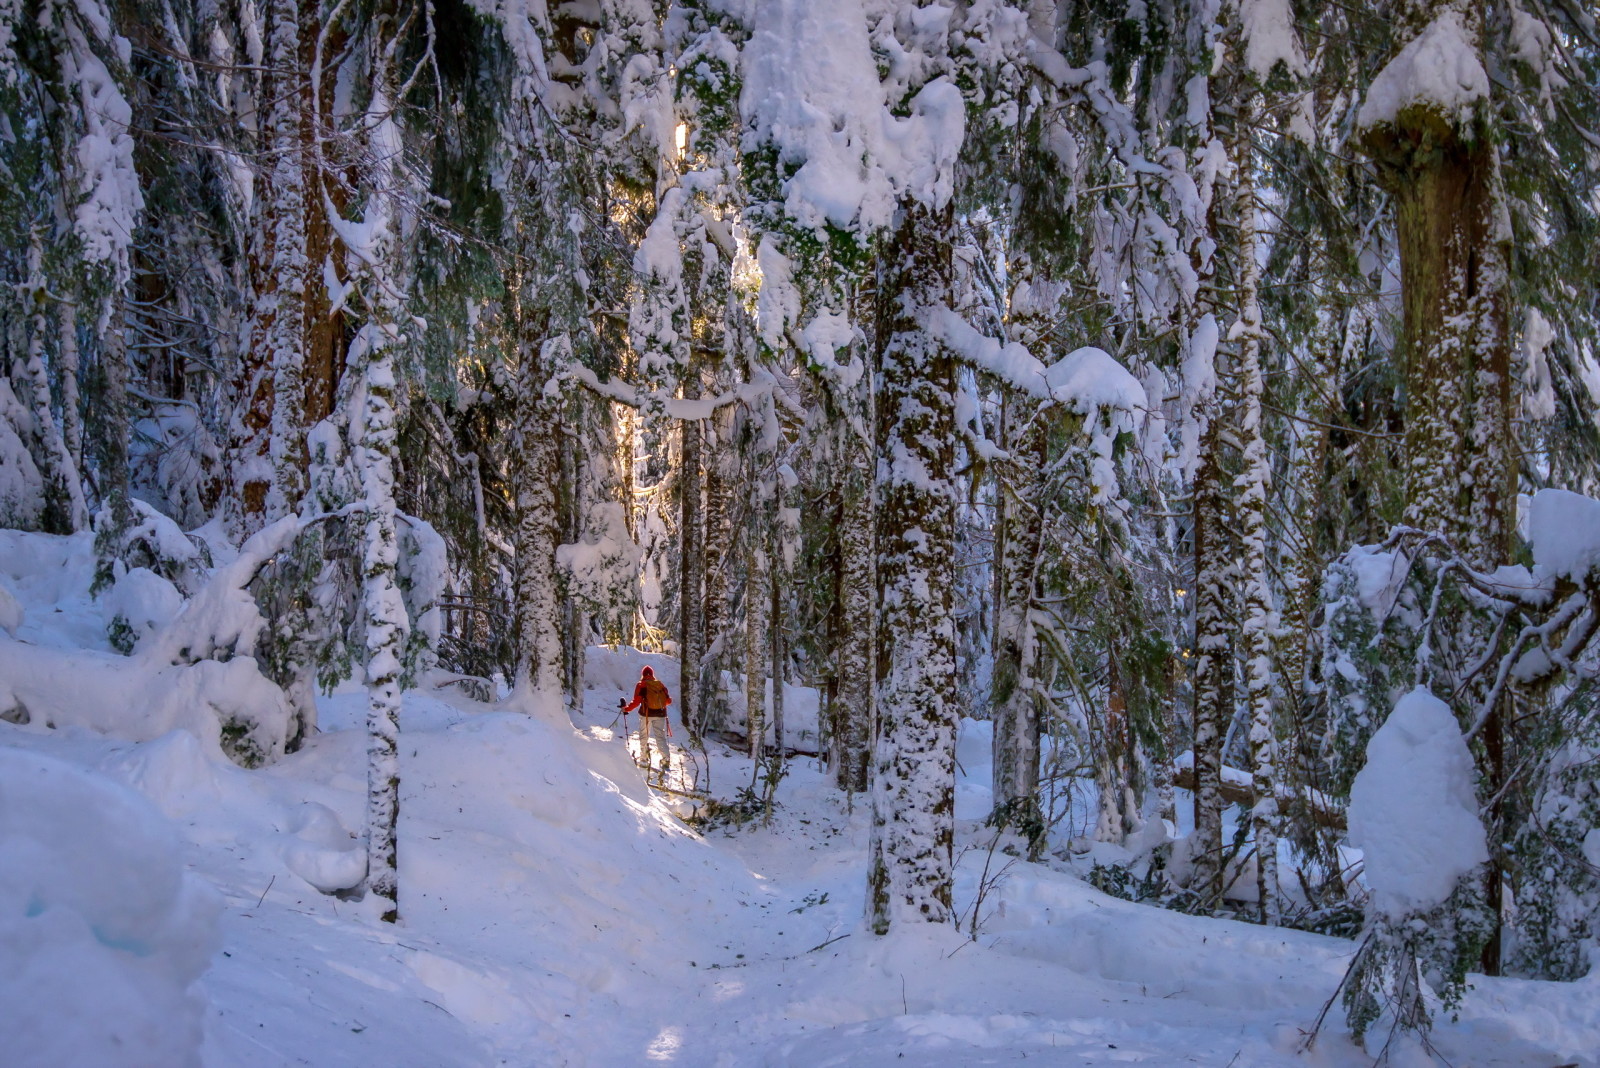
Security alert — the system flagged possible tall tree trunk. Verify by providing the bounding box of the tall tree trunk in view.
[512,330,566,718]
[834,414,875,794]
[23,230,87,533]
[1189,417,1232,901]
[1232,106,1280,924]
[744,460,768,764]
[262,0,308,522]
[98,298,133,533]
[1361,2,1510,566]
[351,34,410,925]
[702,386,733,729]
[679,367,704,737]
[56,298,82,472]
[868,200,958,933]
[1360,0,1512,974]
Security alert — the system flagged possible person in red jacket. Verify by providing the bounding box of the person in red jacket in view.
[622,666,673,772]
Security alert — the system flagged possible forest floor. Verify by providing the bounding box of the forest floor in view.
[2,535,1597,1066]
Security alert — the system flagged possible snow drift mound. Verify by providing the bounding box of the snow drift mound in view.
[0,748,220,1068]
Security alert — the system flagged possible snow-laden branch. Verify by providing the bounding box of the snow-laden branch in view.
[564,362,768,420]
[928,306,1146,417]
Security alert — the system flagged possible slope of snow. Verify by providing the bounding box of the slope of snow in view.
[1,530,1597,1067]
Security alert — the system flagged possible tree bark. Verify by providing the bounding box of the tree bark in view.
[868,200,959,933]
[1359,0,1513,974]
[679,364,704,736]
[1189,417,1232,900]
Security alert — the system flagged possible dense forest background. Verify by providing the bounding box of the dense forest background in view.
[4,0,1600,1044]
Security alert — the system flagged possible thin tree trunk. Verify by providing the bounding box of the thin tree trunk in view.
[989,401,1044,826]
[702,387,732,729]
[263,0,308,522]
[745,461,768,764]
[23,230,87,532]
[1190,418,1232,901]
[834,414,875,794]
[680,366,704,737]
[98,298,133,533]
[56,299,82,472]
[352,34,410,925]
[1232,106,1280,924]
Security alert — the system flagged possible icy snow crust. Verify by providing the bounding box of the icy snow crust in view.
[2,532,1597,1066]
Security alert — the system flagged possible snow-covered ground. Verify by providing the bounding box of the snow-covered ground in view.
[3,533,1598,1066]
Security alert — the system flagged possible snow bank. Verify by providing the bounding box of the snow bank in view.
[1356,10,1488,132]
[0,748,219,1067]
[0,640,290,766]
[1348,688,1487,919]
[1529,488,1600,585]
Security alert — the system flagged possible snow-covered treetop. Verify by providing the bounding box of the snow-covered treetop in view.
[740,0,965,237]
[1355,9,1489,133]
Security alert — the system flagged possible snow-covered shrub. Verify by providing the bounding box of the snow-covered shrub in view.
[1341,688,1493,1042]
[1320,542,1430,797]
[129,399,225,530]
[0,640,292,766]
[92,496,207,600]
[100,565,185,654]
[1510,684,1600,980]
[0,749,219,1068]
[249,511,445,747]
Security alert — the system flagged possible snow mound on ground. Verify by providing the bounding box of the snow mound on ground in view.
[0,640,291,765]
[281,801,366,893]
[101,565,185,648]
[0,747,220,1068]
[1348,688,1487,919]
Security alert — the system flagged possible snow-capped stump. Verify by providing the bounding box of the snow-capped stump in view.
[0,748,219,1068]
[281,801,367,894]
[1348,687,1488,920]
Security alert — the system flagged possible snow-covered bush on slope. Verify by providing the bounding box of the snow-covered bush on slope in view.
[1340,689,1494,1041]
[0,748,219,1068]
